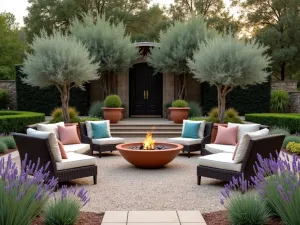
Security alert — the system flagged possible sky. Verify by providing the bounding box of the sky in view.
[0,0,231,26]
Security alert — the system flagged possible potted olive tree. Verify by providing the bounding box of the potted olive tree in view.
[169,100,190,124]
[102,95,123,123]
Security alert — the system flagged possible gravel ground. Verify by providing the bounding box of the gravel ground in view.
[13,151,225,213]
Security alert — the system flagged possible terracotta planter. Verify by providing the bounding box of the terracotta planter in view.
[211,123,228,143]
[169,107,190,124]
[116,142,183,168]
[102,107,123,124]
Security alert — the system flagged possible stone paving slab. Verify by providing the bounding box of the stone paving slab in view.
[102,211,207,225]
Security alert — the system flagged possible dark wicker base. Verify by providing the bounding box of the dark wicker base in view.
[201,148,214,156]
[182,144,202,158]
[55,165,98,184]
[92,144,118,158]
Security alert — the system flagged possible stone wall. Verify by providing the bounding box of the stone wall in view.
[289,92,300,113]
[272,80,297,92]
[0,80,17,109]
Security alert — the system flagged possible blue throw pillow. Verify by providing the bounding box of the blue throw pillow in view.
[181,121,201,139]
[91,122,110,139]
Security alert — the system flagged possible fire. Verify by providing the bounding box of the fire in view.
[143,131,155,150]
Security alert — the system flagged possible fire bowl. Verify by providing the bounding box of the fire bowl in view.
[116,142,183,168]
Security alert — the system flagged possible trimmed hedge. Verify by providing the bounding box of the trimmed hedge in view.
[245,113,300,133]
[0,111,45,134]
[16,65,89,115]
[201,76,271,115]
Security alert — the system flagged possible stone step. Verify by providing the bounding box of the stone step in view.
[111,131,181,138]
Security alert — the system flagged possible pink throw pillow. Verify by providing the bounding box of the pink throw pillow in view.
[57,139,68,159]
[214,126,238,145]
[58,125,81,145]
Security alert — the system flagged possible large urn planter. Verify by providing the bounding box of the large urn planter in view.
[211,123,228,143]
[102,107,123,124]
[169,107,190,124]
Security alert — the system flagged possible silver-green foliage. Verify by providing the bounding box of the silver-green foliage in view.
[70,15,138,75]
[227,193,270,225]
[22,30,98,89]
[148,17,214,75]
[0,136,16,149]
[189,34,270,87]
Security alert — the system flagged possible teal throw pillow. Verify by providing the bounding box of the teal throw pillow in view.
[91,122,110,139]
[181,121,201,139]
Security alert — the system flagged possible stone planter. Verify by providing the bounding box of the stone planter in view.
[102,107,123,124]
[211,123,228,143]
[169,107,190,124]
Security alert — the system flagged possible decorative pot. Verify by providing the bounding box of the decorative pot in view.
[102,107,123,124]
[211,123,228,143]
[169,107,190,124]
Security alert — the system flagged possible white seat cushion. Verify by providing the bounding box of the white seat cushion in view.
[56,152,96,170]
[168,137,202,146]
[92,137,124,145]
[228,122,260,141]
[205,144,236,154]
[197,153,242,172]
[36,122,64,139]
[63,143,90,154]
[86,120,111,138]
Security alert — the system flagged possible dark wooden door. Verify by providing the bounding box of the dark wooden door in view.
[129,63,163,116]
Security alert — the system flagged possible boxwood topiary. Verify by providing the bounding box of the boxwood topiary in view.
[171,100,188,108]
[0,142,8,153]
[0,136,16,149]
[104,95,122,108]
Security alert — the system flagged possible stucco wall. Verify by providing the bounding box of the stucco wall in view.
[272,80,297,92]
[0,80,17,109]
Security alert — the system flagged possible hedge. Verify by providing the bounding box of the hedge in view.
[0,111,45,134]
[201,76,271,115]
[16,65,89,115]
[245,113,300,133]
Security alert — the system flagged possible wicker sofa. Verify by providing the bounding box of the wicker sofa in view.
[197,134,285,184]
[168,122,213,158]
[13,133,97,185]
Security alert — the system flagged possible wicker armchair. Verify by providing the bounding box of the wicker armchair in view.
[197,134,285,184]
[13,133,97,184]
[168,122,213,158]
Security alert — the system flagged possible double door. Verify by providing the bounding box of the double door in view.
[129,63,163,116]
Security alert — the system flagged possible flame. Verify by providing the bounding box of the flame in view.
[143,131,155,150]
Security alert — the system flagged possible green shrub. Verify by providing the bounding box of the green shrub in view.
[271,90,289,113]
[286,142,300,154]
[0,142,7,153]
[282,135,300,148]
[188,101,202,117]
[163,101,172,109]
[0,111,45,134]
[80,117,102,122]
[0,136,16,149]
[0,89,9,109]
[245,113,300,133]
[227,193,269,225]
[269,126,290,136]
[206,107,242,123]
[50,107,80,123]
[171,100,188,108]
[44,199,80,225]
[104,95,122,108]
[188,117,206,121]
[88,101,103,118]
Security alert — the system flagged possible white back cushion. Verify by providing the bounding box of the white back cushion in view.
[86,120,111,138]
[228,122,260,141]
[182,120,206,139]
[36,122,64,139]
[27,128,62,162]
[233,128,269,163]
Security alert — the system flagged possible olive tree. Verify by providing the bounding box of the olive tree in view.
[22,30,99,122]
[188,34,270,123]
[148,17,215,99]
[70,14,139,96]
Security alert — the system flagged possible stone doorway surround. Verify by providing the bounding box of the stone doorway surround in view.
[102,211,207,225]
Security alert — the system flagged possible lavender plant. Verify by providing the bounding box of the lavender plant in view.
[221,153,300,225]
[44,185,89,225]
[0,154,58,225]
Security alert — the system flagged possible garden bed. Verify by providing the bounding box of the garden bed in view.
[0,148,16,156]
[32,212,104,225]
[203,210,283,225]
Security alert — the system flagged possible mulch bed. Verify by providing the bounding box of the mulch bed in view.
[0,149,17,156]
[32,212,104,225]
[203,210,283,225]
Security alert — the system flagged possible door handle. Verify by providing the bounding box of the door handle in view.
[144,90,146,99]
[146,90,149,99]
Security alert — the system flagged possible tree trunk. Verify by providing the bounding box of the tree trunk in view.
[217,85,233,123]
[280,61,286,81]
[60,83,70,123]
[177,74,187,99]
